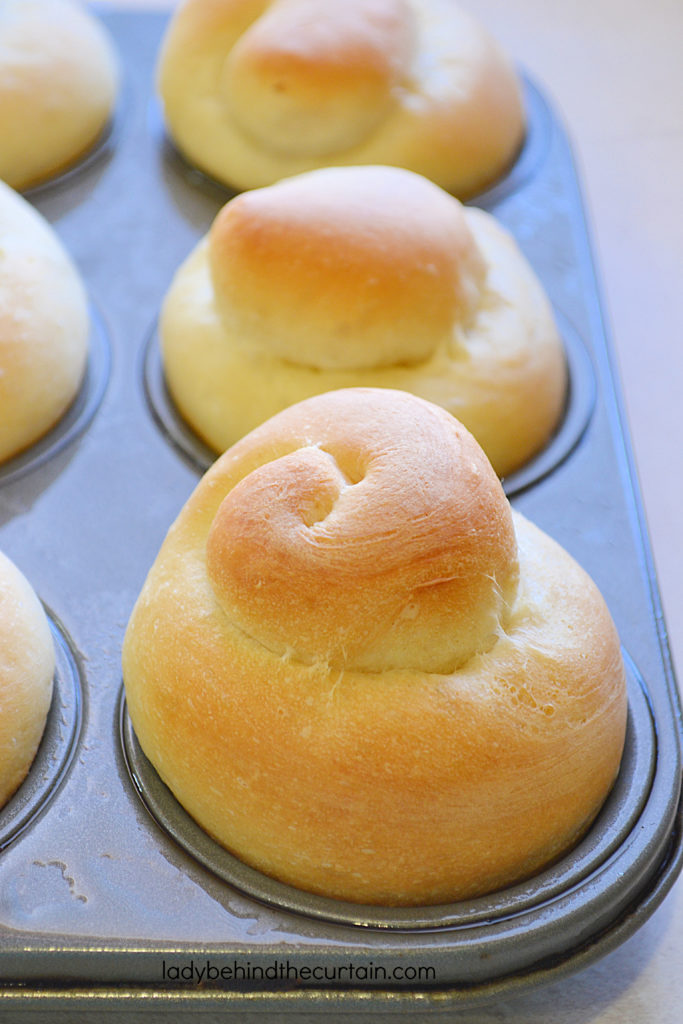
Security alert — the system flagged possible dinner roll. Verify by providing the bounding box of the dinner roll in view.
[123,388,627,907]
[160,165,566,477]
[0,550,54,810]
[0,180,90,465]
[157,0,525,196]
[0,0,119,191]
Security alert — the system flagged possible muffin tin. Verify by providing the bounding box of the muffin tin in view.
[0,8,681,1021]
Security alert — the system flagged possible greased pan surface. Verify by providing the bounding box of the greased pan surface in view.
[0,9,681,1021]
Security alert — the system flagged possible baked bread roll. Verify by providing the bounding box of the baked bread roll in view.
[0,181,90,465]
[160,164,566,478]
[156,0,525,197]
[0,550,54,810]
[0,0,119,191]
[123,387,627,907]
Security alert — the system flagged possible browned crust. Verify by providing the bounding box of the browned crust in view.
[123,388,627,906]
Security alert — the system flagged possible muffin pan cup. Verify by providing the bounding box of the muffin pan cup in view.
[0,9,681,1021]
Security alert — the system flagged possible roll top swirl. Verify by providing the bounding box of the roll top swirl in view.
[205,388,518,672]
[221,0,416,155]
[208,165,486,370]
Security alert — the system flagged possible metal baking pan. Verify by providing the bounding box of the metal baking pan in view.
[0,7,681,1021]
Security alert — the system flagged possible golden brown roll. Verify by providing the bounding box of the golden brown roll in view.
[160,164,566,478]
[0,550,54,810]
[156,0,525,196]
[123,387,627,907]
[0,180,90,464]
[0,0,119,191]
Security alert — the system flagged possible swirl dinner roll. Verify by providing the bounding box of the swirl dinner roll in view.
[123,388,627,906]
[0,0,119,191]
[160,164,566,477]
[0,180,90,464]
[156,0,525,196]
[0,550,54,810]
